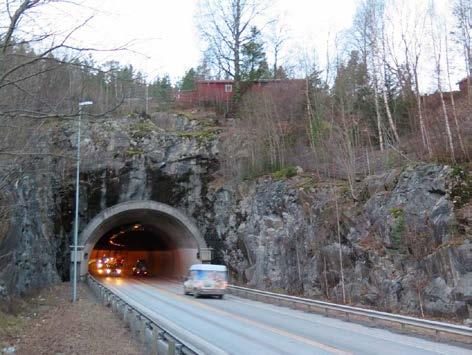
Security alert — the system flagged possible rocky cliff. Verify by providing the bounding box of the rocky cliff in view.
[212,164,472,323]
[0,112,471,324]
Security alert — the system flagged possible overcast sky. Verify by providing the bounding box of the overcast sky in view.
[34,0,461,91]
[63,0,357,80]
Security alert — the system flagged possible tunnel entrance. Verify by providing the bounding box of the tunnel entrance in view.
[78,201,211,279]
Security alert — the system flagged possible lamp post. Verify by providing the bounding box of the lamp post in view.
[72,100,93,302]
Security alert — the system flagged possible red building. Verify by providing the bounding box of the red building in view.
[174,80,234,111]
[195,80,234,103]
[174,79,306,113]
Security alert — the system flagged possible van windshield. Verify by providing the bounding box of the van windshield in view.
[192,270,227,281]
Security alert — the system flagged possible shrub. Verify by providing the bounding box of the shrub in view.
[390,207,405,247]
[272,166,297,180]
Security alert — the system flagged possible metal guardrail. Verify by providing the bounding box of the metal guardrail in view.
[87,275,226,355]
[227,285,472,344]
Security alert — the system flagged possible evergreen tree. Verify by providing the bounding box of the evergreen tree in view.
[307,61,330,145]
[149,74,173,107]
[241,27,270,81]
[179,68,197,90]
[273,65,288,79]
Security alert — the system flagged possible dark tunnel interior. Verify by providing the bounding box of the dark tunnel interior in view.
[94,223,173,251]
[88,216,200,279]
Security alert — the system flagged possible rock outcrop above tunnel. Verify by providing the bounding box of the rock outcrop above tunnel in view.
[212,164,472,323]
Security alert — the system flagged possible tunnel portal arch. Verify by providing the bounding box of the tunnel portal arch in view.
[78,200,211,277]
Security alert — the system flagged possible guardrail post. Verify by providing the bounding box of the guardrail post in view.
[157,331,168,354]
[133,313,141,339]
[149,326,158,355]
[124,306,131,325]
[131,311,139,336]
[167,339,176,355]
[117,300,123,318]
[143,322,154,355]
[137,315,146,343]
[113,297,118,313]
[110,295,115,311]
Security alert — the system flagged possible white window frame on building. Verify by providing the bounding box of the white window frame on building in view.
[224,84,233,93]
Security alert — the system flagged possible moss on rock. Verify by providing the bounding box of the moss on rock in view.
[450,165,472,208]
[128,120,156,139]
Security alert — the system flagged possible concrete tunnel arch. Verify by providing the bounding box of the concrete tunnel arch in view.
[77,200,212,278]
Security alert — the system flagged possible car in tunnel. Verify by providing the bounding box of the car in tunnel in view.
[103,257,124,277]
[95,256,111,275]
[132,259,149,276]
[183,264,228,299]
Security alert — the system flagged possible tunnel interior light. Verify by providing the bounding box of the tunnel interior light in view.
[109,234,126,247]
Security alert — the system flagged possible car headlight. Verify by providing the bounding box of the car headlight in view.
[106,269,111,274]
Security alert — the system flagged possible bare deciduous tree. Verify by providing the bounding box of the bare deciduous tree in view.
[453,0,472,78]
[429,4,456,162]
[267,17,289,78]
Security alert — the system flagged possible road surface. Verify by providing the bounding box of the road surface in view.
[100,277,470,355]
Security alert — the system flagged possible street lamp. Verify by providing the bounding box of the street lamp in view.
[72,100,93,302]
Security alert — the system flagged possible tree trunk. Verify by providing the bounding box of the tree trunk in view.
[417,289,425,318]
[372,75,384,151]
[380,41,400,143]
[413,67,432,157]
[439,87,455,162]
[446,32,467,159]
[335,195,346,304]
[381,87,400,143]
[233,0,241,102]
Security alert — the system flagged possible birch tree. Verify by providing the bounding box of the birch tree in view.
[430,3,456,162]
[452,0,472,78]
[445,28,467,159]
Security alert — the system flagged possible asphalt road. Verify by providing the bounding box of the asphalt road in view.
[100,277,470,355]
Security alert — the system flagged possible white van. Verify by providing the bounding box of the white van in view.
[183,264,228,299]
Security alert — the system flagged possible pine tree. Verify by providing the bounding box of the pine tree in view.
[149,75,173,107]
[179,68,197,90]
[241,27,270,81]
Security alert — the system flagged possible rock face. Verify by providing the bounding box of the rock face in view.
[0,113,220,297]
[0,111,471,323]
[212,164,472,322]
